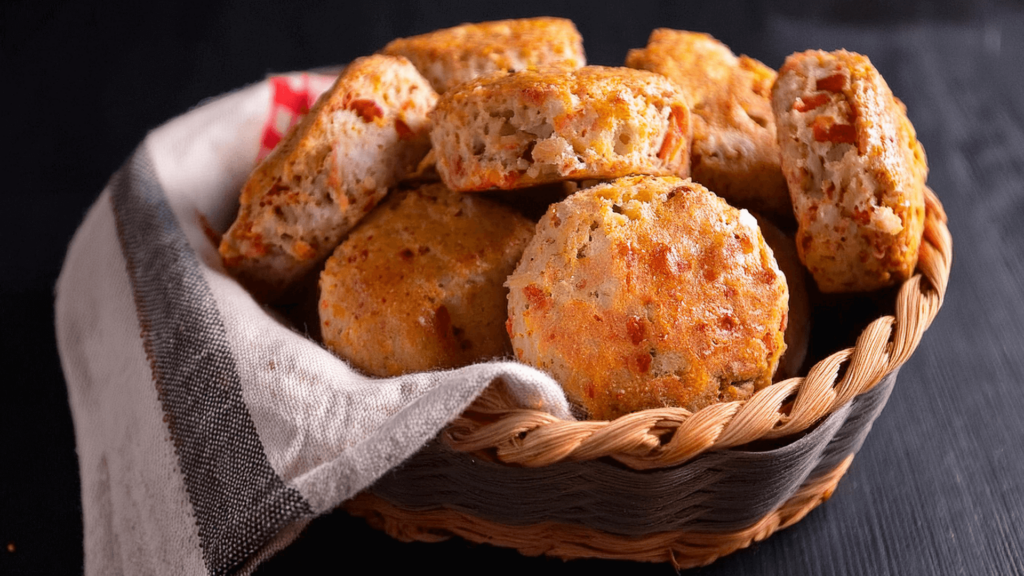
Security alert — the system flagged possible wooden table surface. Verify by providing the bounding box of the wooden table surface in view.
[3,1,1022,574]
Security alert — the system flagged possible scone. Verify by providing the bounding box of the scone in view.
[219,55,438,301]
[431,66,692,192]
[380,17,586,94]
[626,29,791,218]
[320,183,535,377]
[772,50,927,292]
[506,175,789,420]
[756,215,810,380]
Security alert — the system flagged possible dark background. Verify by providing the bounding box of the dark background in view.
[3,0,1024,574]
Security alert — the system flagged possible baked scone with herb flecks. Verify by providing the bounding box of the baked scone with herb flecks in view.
[772,49,927,293]
[379,17,586,94]
[219,55,438,302]
[626,29,792,219]
[506,175,788,420]
[320,183,535,377]
[431,65,692,193]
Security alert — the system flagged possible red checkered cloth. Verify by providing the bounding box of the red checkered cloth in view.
[257,73,337,162]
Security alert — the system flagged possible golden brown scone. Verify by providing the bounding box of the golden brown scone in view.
[380,17,586,94]
[772,50,927,293]
[506,175,788,420]
[319,183,535,377]
[626,29,791,219]
[431,66,692,192]
[219,55,438,301]
[756,215,809,380]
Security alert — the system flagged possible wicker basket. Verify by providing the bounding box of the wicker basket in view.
[345,187,952,569]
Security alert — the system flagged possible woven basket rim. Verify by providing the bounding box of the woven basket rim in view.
[445,187,952,470]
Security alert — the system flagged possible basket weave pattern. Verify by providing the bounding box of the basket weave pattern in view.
[349,454,853,569]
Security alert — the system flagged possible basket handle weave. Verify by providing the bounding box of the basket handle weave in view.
[446,187,952,469]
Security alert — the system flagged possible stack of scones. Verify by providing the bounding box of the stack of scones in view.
[218,18,928,421]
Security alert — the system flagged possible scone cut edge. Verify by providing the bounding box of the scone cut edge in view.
[430,65,692,193]
[772,49,927,293]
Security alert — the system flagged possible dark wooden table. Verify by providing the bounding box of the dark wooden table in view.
[3,1,1022,574]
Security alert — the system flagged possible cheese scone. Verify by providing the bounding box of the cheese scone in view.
[772,50,927,293]
[431,66,692,192]
[627,29,791,219]
[380,17,586,94]
[320,183,535,377]
[220,55,438,301]
[506,175,788,420]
